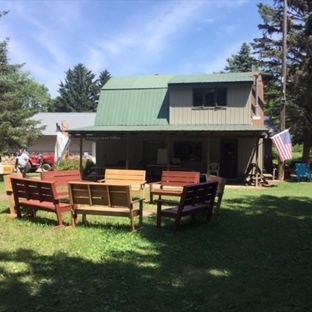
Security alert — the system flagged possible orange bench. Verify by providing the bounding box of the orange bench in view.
[11,176,71,229]
[99,169,146,199]
[156,182,218,231]
[68,181,144,231]
[149,171,200,204]
[4,173,23,217]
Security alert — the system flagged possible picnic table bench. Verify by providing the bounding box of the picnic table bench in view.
[99,169,146,199]
[10,176,71,229]
[68,181,144,231]
[149,171,200,204]
[156,181,218,231]
[40,170,81,199]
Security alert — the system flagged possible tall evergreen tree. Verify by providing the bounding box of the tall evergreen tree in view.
[52,63,98,112]
[0,15,49,154]
[252,0,312,163]
[224,43,257,72]
[98,69,111,88]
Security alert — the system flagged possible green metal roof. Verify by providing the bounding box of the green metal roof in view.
[70,124,267,133]
[168,72,254,84]
[102,75,174,90]
[95,88,170,126]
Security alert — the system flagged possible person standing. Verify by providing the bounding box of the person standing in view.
[16,149,29,177]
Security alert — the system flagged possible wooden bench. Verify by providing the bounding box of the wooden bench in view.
[156,182,218,231]
[4,173,23,217]
[99,169,146,199]
[149,171,200,204]
[207,175,226,216]
[68,182,144,231]
[10,176,71,229]
[40,170,81,199]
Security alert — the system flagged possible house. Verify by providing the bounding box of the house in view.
[30,113,96,155]
[68,72,268,181]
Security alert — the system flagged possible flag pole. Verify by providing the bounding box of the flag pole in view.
[278,0,287,180]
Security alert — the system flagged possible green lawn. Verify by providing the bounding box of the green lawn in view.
[0,180,311,312]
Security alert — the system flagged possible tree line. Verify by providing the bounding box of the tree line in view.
[1,1,312,162]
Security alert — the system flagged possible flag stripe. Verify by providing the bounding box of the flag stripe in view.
[271,129,292,162]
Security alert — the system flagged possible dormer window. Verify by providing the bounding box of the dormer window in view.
[193,88,227,107]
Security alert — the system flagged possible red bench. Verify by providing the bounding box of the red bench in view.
[40,170,81,199]
[149,171,200,204]
[11,176,71,229]
[156,182,218,231]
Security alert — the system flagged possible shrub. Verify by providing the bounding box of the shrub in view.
[54,158,95,175]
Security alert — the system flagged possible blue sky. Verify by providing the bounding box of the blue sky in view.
[1,0,272,98]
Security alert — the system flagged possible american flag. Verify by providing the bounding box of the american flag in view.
[271,129,293,162]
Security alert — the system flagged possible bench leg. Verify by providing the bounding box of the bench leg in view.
[130,210,135,231]
[173,217,181,231]
[55,210,64,227]
[82,214,87,224]
[71,209,78,227]
[139,201,143,228]
[7,193,17,217]
[206,207,213,221]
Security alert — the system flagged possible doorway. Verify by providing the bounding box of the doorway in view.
[220,139,238,178]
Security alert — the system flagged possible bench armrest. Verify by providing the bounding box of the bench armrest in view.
[132,198,145,204]
[149,181,162,191]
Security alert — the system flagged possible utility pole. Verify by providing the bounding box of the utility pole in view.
[278,0,287,180]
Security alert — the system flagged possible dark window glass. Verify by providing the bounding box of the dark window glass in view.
[204,89,214,107]
[216,89,227,106]
[193,89,202,107]
[193,88,227,107]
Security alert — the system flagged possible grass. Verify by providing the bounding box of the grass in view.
[0,180,311,311]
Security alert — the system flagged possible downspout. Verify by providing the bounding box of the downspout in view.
[255,74,259,118]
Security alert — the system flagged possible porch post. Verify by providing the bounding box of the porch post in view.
[79,136,83,177]
[206,136,211,175]
[255,137,260,187]
[166,136,170,170]
[126,135,129,169]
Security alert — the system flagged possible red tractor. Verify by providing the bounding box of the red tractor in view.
[26,153,55,172]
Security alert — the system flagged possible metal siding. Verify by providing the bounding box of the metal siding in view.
[170,85,251,125]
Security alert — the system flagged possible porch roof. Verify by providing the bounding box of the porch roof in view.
[68,124,267,137]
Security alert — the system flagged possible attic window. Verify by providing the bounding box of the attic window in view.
[193,88,227,107]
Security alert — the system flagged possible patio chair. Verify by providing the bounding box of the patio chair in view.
[295,163,312,182]
[209,162,220,176]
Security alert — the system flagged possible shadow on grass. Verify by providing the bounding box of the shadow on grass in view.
[0,193,312,311]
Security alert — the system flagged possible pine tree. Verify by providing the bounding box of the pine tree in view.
[252,0,312,163]
[98,69,111,88]
[52,63,98,112]
[0,21,49,154]
[224,43,257,72]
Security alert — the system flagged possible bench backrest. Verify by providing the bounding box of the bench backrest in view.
[68,182,132,208]
[4,173,23,193]
[41,170,81,187]
[10,176,59,203]
[207,175,226,196]
[104,169,146,185]
[178,182,218,212]
[160,171,200,187]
